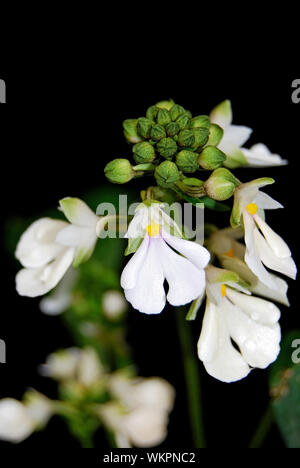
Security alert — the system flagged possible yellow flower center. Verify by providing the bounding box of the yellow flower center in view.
[221,284,227,297]
[246,203,258,215]
[224,247,234,258]
[147,222,161,237]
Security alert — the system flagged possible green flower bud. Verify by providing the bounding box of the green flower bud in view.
[177,177,205,197]
[183,110,192,119]
[190,115,210,129]
[146,105,159,121]
[170,104,185,121]
[156,137,178,159]
[165,122,180,137]
[207,123,224,146]
[192,127,210,149]
[176,150,199,173]
[176,114,190,130]
[205,168,240,201]
[155,99,175,111]
[155,161,180,187]
[123,119,142,144]
[178,129,195,147]
[150,124,166,141]
[198,146,226,170]
[132,141,156,164]
[157,108,171,126]
[137,117,153,139]
[104,159,135,184]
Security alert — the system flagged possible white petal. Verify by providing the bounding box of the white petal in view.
[223,298,281,369]
[126,205,149,239]
[197,301,250,383]
[124,237,166,314]
[243,211,277,289]
[163,230,210,270]
[56,224,97,266]
[125,407,168,448]
[121,235,149,290]
[224,125,252,147]
[251,275,289,306]
[59,198,98,227]
[39,268,78,315]
[242,144,288,167]
[15,218,68,268]
[16,248,74,297]
[157,239,206,306]
[225,287,280,325]
[253,229,297,280]
[253,214,291,258]
[254,191,283,210]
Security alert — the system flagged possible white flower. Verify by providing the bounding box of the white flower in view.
[102,290,128,319]
[40,347,103,386]
[231,178,297,289]
[210,100,252,169]
[121,203,210,314]
[0,394,52,443]
[100,373,175,448]
[197,266,281,383]
[15,198,100,298]
[241,143,287,167]
[208,227,290,306]
[0,399,34,443]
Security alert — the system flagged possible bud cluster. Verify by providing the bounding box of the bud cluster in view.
[104,99,240,203]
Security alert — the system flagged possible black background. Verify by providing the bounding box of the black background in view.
[0,62,299,450]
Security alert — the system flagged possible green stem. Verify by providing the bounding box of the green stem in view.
[175,308,205,448]
[249,405,273,448]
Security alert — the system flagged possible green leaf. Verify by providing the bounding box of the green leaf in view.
[186,295,204,321]
[269,330,300,448]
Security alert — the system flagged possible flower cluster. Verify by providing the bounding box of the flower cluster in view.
[14,98,296,395]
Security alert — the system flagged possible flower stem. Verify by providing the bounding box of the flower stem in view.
[175,308,206,448]
[249,405,273,448]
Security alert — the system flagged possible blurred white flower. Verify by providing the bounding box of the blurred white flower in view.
[0,393,52,444]
[231,178,297,289]
[197,265,281,383]
[241,143,287,167]
[102,290,127,319]
[100,372,175,448]
[15,198,101,298]
[121,203,210,314]
[40,347,103,387]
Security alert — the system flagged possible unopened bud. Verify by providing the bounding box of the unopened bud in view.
[137,117,153,139]
[150,124,166,141]
[170,104,185,121]
[157,108,171,126]
[178,129,195,148]
[192,127,210,149]
[157,137,177,159]
[177,177,205,197]
[154,161,180,188]
[132,142,156,164]
[155,99,175,111]
[104,159,135,184]
[198,146,226,170]
[165,122,180,137]
[176,150,199,173]
[176,114,190,130]
[190,115,210,129]
[146,105,159,121]
[205,168,240,200]
[123,119,142,144]
[207,123,223,146]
